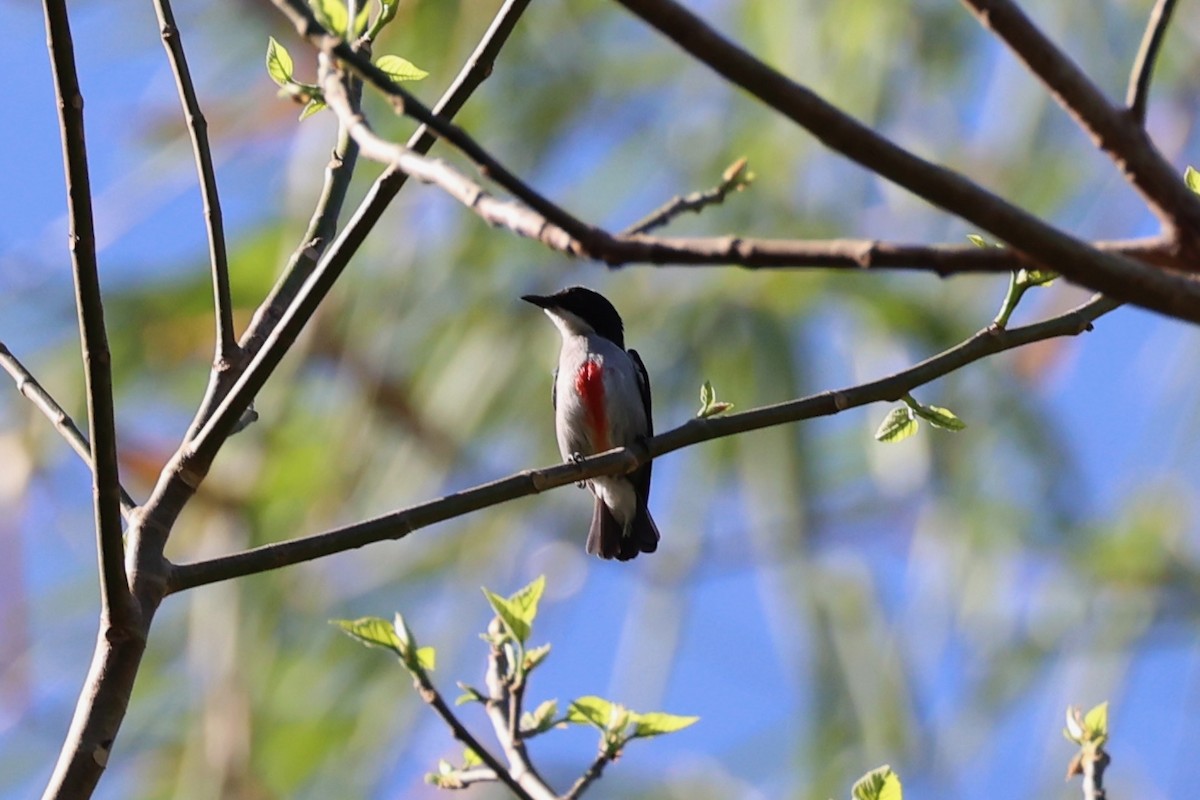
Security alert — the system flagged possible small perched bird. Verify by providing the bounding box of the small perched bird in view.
[522,287,659,560]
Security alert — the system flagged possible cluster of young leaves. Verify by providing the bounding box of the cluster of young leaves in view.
[472,576,698,756]
[265,0,427,120]
[874,392,965,444]
[333,575,697,792]
[696,380,734,418]
[1063,701,1110,781]
[848,765,903,800]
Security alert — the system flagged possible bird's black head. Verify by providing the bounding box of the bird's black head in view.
[521,286,625,348]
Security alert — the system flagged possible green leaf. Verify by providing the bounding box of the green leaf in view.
[355,2,371,34]
[298,98,326,121]
[482,587,530,643]
[455,683,487,706]
[521,699,560,735]
[375,54,429,82]
[631,711,699,738]
[376,0,399,26]
[567,696,615,730]
[508,575,546,627]
[911,404,966,432]
[265,37,294,87]
[874,407,918,443]
[462,747,483,768]
[523,642,551,672]
[851,765,903,800]
[699,380,714,410]
[331,616,402,655]
[416,646,436,671]
[1016,267,1057,288]
[966,233,988,248]
[309,0,348,35]
[1083,701,1109,745]
[1186,165,1200,194]
[392,612,428,672]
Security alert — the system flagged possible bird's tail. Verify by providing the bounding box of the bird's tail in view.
[587,497,659,561]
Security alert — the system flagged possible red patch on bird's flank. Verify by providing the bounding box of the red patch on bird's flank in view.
[575,360,610,451]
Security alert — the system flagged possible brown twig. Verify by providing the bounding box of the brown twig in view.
[958,0,1200,239]
[562,749,615,800]
[0,341,138,519]
[411,666,539,800]
[1126,0,1178,125]
[41,0,132,625]
[152,0,238,367]
[168,294,1118,592]
[621,158,753,236]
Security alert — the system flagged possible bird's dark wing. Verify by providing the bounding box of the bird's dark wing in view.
[551,367,558,410]
[628,349,652,436]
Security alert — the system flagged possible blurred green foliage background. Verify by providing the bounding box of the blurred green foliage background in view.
[3,0,1200,797]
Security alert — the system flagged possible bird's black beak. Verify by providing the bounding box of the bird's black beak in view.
[521,294,552,309]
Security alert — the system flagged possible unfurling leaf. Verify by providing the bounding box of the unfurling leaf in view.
[524,642,551,672]
[1186,165,1200,194]
[567,696,616,730]
[521,699,560,736]
[911,404,966,431]
[265,37,294,86]
[966,233,988,248]
[1083,701,1109,746]
[375,54,429,82]
[331,616,402,655]
[851,765,903,800]
[298,98,326,121]
[875,407,918,443]
[309,0,348,35]
[1016,267,1058,288]
[482,588,531,643]
[631,711,699,738]
[462,747,483,768]
[455,683,486,706]
[415,646,436,671]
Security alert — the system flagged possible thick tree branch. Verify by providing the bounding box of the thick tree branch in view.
[1126,0,1178,125]
[0,341,138,519]
[610,0,1200,322]
[320,57,1184,281]
[152,0,238,367]
[958,0,1200,239]
[42,0,133,626]
[167,294,1118,593]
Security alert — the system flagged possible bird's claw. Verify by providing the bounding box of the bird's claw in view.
[570,452,587,488]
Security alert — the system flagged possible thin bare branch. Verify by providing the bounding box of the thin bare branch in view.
[1126,0,1178,125]
[411,667,538,800]
[958,0,1200,239]
[0,341,138,519]
[152,0,238,366]
[42,0,132,626]
[320,57,1191,289]
[621,157,753,236]
[608,0,1200,322]
[168,294,1118,593]
[562,749,615,800]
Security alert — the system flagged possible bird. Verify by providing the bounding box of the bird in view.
[522,286,659,561]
